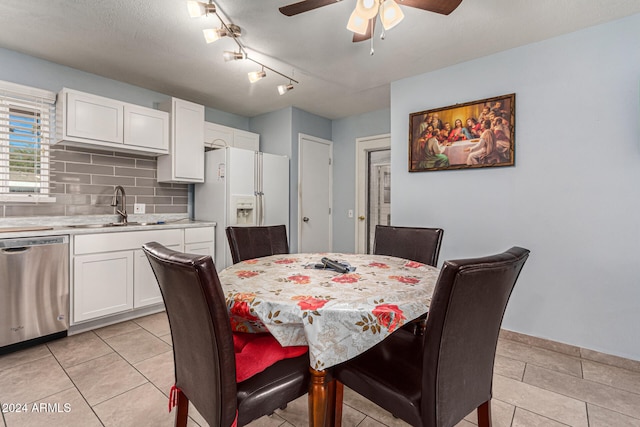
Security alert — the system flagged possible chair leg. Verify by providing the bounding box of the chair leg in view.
[333,381,344,427]
[477,400,492,427]
[175,389,189,427]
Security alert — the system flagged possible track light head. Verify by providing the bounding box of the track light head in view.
[203,24,241,43]
[248,69,267,83]
[187,1,216,18]
[277,83,294,95]
[223,51,246,61]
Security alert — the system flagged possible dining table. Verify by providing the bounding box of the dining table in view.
[218,252,440,427]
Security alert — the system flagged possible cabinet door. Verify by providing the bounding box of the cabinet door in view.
[174,99,205,181]
[204,122,234,148]
[133,245,180,308]
[124,105,169,152]
[234,129,260,151]
[185,242,214,257]
[66,91,124,143]
[73,251,133,322]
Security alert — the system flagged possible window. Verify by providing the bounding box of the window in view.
[0,80,56,202]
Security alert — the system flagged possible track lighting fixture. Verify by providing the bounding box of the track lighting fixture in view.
[248,68,267,83]
[203,24,241,43]
[187,1,298,94]
[187,1,216,18]
[277,83,294,95]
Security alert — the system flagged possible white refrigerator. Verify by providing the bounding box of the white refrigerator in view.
[195,147,289,269]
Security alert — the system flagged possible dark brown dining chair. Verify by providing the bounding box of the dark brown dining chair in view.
[226,225,289,264]
[142,242,309,427]
[373,225,444,267]
[374,225,444,335]
[333,247,530,427]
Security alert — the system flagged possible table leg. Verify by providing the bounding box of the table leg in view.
[308,367,337,427]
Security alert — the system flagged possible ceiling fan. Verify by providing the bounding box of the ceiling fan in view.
[279,0,463,42]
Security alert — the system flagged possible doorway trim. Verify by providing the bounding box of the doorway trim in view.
[355,134,391,254]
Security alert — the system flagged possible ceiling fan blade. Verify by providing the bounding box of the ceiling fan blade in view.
[352,18,375,42]
[279,0,342,16]
[397,0,463,15]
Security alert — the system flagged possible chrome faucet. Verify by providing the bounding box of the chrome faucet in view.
[111,185,128,224]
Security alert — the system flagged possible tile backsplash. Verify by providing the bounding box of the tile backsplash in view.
[0,145,188,218]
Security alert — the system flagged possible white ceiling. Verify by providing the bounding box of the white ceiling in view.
[1,0,639,120]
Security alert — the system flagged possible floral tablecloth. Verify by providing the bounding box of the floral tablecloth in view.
[218,253,440,370]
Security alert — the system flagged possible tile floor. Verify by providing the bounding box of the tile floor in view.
[1,312,639,427]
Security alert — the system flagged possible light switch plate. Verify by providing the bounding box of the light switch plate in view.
[134,203,145,214]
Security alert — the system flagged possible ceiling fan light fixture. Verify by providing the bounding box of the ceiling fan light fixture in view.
[187,1,216,18]
[248,69,267,83]
[223,50,246,61]
[380,0,404,30]
[347,9,369,35]
[355,0,379,20]
[277,83,294,95]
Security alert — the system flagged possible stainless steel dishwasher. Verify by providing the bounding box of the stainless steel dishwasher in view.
[0,235,69,352]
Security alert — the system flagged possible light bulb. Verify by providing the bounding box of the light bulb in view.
[347,9,369,35]
[355,0,379,20]
[203,28,225,43]
[277,84,294,95]
[380,0,404,30]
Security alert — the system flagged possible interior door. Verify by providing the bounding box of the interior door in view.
[299,134,332,253]
[355,135,391,253]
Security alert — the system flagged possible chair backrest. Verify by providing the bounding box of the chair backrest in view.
[142,242,237,427]
[373,225,444,267]
[226,225,289,264]
[421,247,530,427]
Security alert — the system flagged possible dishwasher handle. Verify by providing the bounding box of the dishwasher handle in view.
[2,247,30,254]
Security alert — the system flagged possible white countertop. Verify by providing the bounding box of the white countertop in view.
[0,217,215,240]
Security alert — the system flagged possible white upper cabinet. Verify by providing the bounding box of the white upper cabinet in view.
[204,121,259,151]
[66,91,124,143]
[56,88,169,155]
[157,98,205,183]
[124,104,169,151]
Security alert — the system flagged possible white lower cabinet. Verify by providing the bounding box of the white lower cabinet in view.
[133,244,181,308]
[73,251,134,322]
[71,226,215,325]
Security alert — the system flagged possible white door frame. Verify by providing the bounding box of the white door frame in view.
[355,134,391,254]
[298,133,333,252]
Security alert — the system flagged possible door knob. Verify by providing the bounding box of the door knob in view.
[358,216,365,221]
[303,217,309,222]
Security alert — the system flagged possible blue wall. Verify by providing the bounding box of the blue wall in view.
[391,14,640,360]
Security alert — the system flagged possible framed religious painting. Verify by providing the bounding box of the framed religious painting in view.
[408,93,515,172]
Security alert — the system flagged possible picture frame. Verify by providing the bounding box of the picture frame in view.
[409,93,515,172]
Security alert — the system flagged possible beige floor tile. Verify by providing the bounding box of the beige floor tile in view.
[3,387,101,427]
[496,339,582,377]
[342,387,410,427]
[494,354,526,381]
[358,416,390,427]
[463,399,515,427]
[274,394,308,426]
[493,374,588,426]
[523,364,640,420]
[159,333,173,346]
[0,344,51,372]
[587,404,640,427]
[246,413,288,427]
[581,359,640,395]
[101,328,171,364]
[47,332,113,368]
[93,382,174,427]
[93,320,142,339]
[0,356,74,404]
[454,420,477,427]
[134,311,170,337]
[65,352,148,405]
[511,408,569,426]
[134,350,175,397]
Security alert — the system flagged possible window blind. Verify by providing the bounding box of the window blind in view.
[0,80,56,200]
